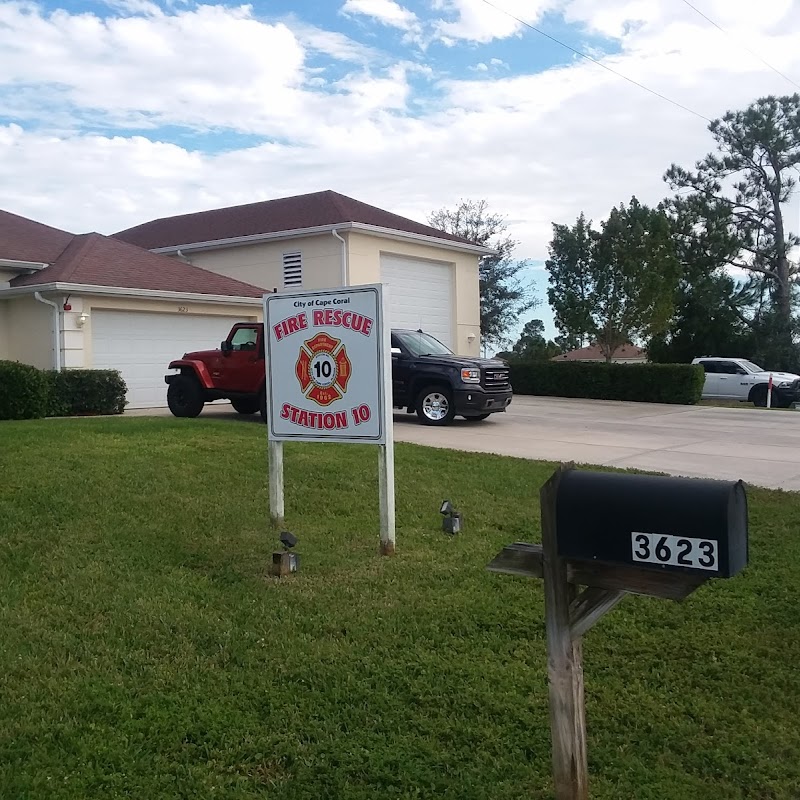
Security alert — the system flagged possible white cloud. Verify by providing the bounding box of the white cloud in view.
[471,58,509,72]
[0,2,417,140]
[290,20,380,64]
[341,0,418,31]
[432,0,562,43]
[0,3,307,134]
[1,0,800,278]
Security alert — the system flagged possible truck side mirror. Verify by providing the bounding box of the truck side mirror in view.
[220,340,232,352]
[390,347,402,357]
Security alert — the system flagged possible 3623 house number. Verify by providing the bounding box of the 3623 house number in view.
[631,532,718,571]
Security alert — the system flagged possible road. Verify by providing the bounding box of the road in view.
[128,396,800,491]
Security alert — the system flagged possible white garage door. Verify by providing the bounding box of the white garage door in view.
[379,255,454,349]
[92,310,247,409]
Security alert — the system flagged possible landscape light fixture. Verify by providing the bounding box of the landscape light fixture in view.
[440,499,462,535]
[280,531,298,550]
[271,531,299,577]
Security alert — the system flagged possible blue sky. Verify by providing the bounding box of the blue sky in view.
[1,0,799,344]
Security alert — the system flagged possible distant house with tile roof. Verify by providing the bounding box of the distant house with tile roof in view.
[551,343,648,364]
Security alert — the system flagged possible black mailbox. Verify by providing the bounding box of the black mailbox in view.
[555,470,748,578]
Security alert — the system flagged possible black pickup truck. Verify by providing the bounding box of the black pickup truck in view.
[391,329,512,425]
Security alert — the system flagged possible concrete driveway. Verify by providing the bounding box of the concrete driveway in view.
[393,396,800,491]
[128,396,800,490]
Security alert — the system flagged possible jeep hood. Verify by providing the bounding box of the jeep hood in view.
[181,348,219,361]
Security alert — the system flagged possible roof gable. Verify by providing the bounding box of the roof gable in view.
[552,344,647,362]
[10,233,265,298]
[0,209,74,264]
[112,190,475,250]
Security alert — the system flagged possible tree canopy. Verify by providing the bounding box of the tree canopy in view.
[428,199,536,348]
[664,94,800,367]
[546,198,680,361]
[496,319,562,362]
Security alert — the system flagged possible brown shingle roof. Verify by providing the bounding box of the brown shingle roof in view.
[552,344,647,362]
[113,190,475,250]
[0,209,74,264]
[10,233,265,298]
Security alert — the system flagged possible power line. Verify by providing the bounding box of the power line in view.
[476,0,711,122]
[677,0,800,92]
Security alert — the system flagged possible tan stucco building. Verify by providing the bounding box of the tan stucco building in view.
[116,190,487,357]
[1,191,488,408]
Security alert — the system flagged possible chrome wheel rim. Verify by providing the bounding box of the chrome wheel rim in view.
[422,392,449,421]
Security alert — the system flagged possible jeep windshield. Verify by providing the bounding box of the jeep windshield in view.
[395,330,453,357]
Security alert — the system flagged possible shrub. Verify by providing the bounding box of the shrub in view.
[509,361,705,405]
[0,360,50,420]
[46,370,128,416]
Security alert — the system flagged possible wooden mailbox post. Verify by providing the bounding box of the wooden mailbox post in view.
[488,464,748,800]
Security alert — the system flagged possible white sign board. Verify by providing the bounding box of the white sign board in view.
[265,285,389,444]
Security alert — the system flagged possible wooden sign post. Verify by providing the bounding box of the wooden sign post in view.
[488,464,749,800]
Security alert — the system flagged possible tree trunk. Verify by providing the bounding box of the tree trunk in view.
[776,255,792,321]
[771,165,792,331]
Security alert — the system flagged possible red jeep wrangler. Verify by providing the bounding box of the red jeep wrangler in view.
[166,322,267,420]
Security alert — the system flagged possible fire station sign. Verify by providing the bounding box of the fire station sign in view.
[265,285,389,444]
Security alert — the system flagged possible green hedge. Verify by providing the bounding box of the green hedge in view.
[0,362,127,420]
[0,360,50,420]
[509,361,705,405]
[45,370,128,416]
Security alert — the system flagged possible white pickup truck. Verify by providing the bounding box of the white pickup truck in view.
[692,357,800,407]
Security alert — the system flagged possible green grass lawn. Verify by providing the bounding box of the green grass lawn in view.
[1,418,799,799]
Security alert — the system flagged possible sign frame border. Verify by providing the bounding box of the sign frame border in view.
[264,284,388,446]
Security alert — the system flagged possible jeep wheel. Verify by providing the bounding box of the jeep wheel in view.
[463,413,491,422]
[231,398,259,415]
[416,386,456,426]
[259,387,267,424]
[167,375,204,418]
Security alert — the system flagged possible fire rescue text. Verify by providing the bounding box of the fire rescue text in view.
[273,310,374,341]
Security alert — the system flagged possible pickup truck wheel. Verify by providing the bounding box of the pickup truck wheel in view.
[167,375,204,418]
[259,387,267,424]
[752,386,768,407]
[464,413,491,422]
[417,386,456,426]
[231,398,259,415]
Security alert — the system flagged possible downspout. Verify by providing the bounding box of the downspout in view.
[34,291,62,371]
[332,229,348,285]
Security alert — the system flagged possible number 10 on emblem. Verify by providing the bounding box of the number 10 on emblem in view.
[264,285,395,555]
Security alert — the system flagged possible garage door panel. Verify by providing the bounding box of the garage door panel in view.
[380,256,453,348]
[92,310,245,409]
